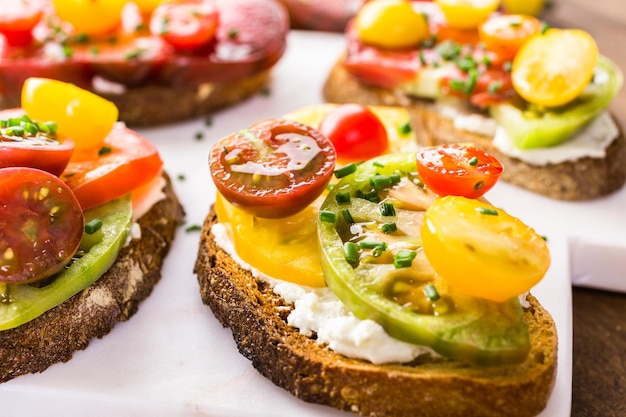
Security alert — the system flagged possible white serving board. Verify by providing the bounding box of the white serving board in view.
[1,29,603,417]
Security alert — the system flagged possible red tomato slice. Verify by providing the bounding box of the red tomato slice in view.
[210,118,336,218]
[0,112,74,176]
[0,0,43,47]
[150,0,219,51]
[0,167,84,284]
[416,144,503,198]
[61,125,163,210]
[319,104,389,162]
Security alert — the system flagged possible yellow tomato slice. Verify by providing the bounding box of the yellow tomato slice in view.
[21,78,119,153]
[434,0,500,29]
[421,196,550,302]
[355,0,429,49]
[52,0,126,36]
[512,29,599,107]
[501,0,545,16]
[214,192,326,288]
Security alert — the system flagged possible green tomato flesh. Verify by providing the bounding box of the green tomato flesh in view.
[318,152,530,366]
[0,195,133,330]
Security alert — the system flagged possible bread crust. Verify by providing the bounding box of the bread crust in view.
[195,207,558,417]
[323,60,626,201]
[0,173,184,383]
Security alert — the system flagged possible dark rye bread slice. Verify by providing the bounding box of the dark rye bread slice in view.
[0,173,184,383]
[99,71,271,127]
[194,207,558,417]
[323,60,626,201]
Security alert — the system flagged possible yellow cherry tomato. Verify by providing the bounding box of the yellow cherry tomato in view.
[52,0,126,35]
[501,0,544,16]
[434,0,500,29]
[214,192,326,288]
[21,78,119,152]
[512,28,599,107]
[421,196,550,302]
[132,0,166,14]
[355,0,429,49]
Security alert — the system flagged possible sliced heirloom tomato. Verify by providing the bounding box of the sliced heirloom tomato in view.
[210,118,336,218]
[62,125,163,210]
[479,14,542,61]
[0,0,43,47]
[421,195,551,302]
[319,103,389,162]
[318,152,536,365]
[415,144,503,198]
[0,111,74,176]
[150,0,219,51]
[0,167,84,284]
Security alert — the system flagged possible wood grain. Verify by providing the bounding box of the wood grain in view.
[544,2,626,416]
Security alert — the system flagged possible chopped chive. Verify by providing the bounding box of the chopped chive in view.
[195,131,204,140]
[5,126,24,136]
[185,224,202,232]
[487,80,502,94]
[468,156,479,166]
[540,22,550,34]
[334,163,357,179]
[424,284,440,301]
[474,180,485,190]
[335,191,351,205]
[98,146,112,156]
[359,241,388,257]
[319,210,337,223]
[380,202,396,217]
[393,249,417,268]
[341,208,354,224]
[503,61,512,72]
[84,219,103,234]
[381,222,397,234]
[482,55,492,67]
[373,161,385,168]
[357,189,380,203]
[343,241,359,264]
[398,121,412,135]
[370,175,394,189]
[476,207,498,215]
[204,116,213,127]
[418,50,427,66]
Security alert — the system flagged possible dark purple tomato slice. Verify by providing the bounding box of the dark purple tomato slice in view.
[0,167,84,284]
[209,118,336,218]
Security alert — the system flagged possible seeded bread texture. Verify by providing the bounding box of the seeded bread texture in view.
[0,173,184,383]
[194,207,558,417]
[323,60,626,201]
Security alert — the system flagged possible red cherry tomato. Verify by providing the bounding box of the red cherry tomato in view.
[150,0,219,51]
[210,118,336,218]
[0,0,43,47]
[415,144,503,198]
[0,167,84,284]
[0,112,75,177]
[319,104,389,162]
[479,14,542,61]
[61,125,163,210]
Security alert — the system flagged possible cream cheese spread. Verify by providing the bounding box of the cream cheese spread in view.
[211,223,437,365]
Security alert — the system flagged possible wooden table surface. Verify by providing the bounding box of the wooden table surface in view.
[543,1,626,416]
[287,1,626,415]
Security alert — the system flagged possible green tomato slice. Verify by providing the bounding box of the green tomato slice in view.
[318,152,530,365]
[0,195,132,330]
[490,55,623,149]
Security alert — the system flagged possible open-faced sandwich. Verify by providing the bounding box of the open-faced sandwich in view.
[0,0,289,126]
[0,77,184,382]
[323,0,625,200]
[195,103,558,417]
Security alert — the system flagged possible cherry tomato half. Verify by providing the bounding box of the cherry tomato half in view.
[52,0,127,36]
[210,118,336,218]
[0,111,75,176]
[421,195,550,302]
[0,167,84,284]
[319,104,390,162]
[0,0,43,47]
[150,0,219,51]
[62,125,163,210]
[415,144,503,198]
[479,14,542,61]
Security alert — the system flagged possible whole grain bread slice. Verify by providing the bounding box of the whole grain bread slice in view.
[0,173,184,383]
[323,60,626,201]
[194,207,558,417]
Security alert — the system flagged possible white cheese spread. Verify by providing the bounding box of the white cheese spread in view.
[211,223,437,365]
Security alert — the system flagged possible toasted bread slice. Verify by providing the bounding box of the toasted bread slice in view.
[323,60,626,201]
[194,207,558,417]
[0,173,184,383]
